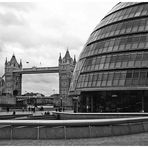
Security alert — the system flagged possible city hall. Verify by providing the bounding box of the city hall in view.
[70,2,148,112]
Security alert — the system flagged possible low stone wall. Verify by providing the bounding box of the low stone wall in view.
[0,117,148,139]
[0,114,32,120]
[53,112,148,120]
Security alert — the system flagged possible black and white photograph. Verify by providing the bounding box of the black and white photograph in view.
[0,0,148,146]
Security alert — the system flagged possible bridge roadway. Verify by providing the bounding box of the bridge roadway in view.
[13,66,59,74]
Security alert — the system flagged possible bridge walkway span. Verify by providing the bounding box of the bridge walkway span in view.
[13,66,59,74]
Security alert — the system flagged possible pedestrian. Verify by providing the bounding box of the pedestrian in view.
[7,107,9,112]
[33,107,35,113]
[13,111,15,115]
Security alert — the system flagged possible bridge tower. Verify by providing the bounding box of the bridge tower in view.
[59,50,76,106]
[4,54,22,96]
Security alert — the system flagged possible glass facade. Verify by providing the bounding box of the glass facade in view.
[69,2,148,112]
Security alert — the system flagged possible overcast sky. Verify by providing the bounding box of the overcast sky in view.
[0,0,119,95]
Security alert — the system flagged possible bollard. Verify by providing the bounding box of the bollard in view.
[37,126,40,140]
[89,125,91,138]
[10,126,13,140]
[64,126,66,139]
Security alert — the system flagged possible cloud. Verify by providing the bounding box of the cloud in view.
[0,0,117,95]
[0,12,25,26]
[0,2,34,12]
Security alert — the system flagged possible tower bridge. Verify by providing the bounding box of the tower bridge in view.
[0,50,76,106]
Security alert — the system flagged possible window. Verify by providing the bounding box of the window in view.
[101,73,108,86]
[141,4,148,15]
[132,70,139,85]
[96,73,103,86]
[125,37,132,50]
[133,71,139,78]
[120,22,126,34]
[128,53,136,67]
[132,36,139,49]
[114,23,121,35]
[119,38,126,50]
[113,38,120,51]
[113,72,120,86]
[109,55,117,69]
[142,52,148,67]
[134,6,143,16]
[138,35,146,48]
[121,54,129,67]
[132,20,139,32]
[119,71,126,86]
[126,21,132,33]
[139,71,147,85]
[135,53,142,62]
[129,6,137,18]
[126,71,133,78]
[88,74,93,87]
[92,73,98,87]
[115,54,122,68]
[125,70,133,86]
[104,55,111,69]
[108,39,115,52]
[140,71,146,79]
[138,19,145,32]
[107,72,114,86]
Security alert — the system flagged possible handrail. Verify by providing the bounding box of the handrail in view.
[0,116,148,126]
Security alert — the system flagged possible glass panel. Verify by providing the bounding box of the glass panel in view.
[142,52,148,67]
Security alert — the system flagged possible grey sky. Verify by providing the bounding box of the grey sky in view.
[0,0,118,95]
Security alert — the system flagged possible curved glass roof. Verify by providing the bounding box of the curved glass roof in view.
[69,2,148,95]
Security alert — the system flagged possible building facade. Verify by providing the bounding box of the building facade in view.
[69,2,148,112]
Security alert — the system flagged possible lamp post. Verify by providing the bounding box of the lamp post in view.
[60,97,63,112]
[142,91,144,112]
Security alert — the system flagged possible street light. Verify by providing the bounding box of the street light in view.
[60,97,63,112]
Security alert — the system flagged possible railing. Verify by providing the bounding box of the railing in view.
[0,116,148,126]
[0,117,148,139]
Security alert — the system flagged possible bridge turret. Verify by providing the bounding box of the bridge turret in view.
[20,59,22,69]
[59,53,62,64]
[62,49,74,64]
[73,55,76,65]
[5,57,7,66]
[59,49,76,107]
[4,54,22,96]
